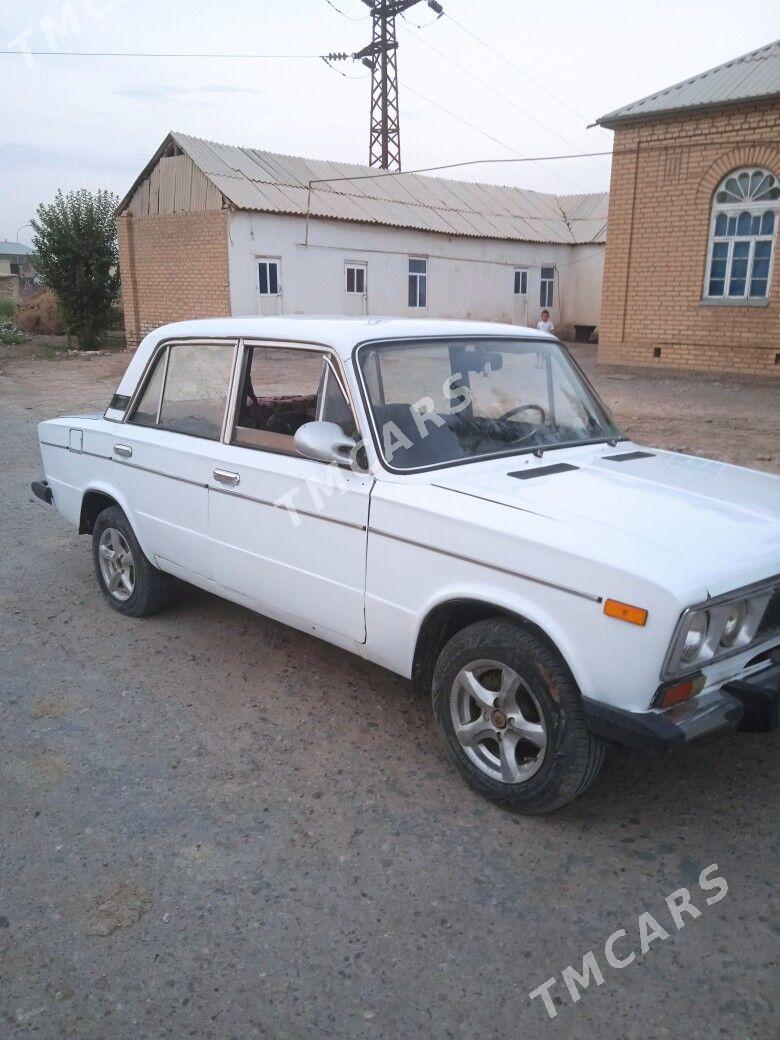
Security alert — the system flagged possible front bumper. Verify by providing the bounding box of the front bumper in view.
[583,661,780,753]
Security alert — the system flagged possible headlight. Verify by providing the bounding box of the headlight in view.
[720,600,747,648]
[662,578,778,681]
[680,610,709,663]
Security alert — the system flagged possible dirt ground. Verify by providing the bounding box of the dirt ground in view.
[1,338,778,1040]
[586,348,780,475]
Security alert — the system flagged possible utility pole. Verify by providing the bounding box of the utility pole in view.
[352,0,443,170]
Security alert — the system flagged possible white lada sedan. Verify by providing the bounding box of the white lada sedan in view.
[33,318,780,813]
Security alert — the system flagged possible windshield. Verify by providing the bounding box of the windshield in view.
[357,337,622,471]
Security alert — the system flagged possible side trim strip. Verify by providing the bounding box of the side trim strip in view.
[369,527,602,603]
[40,441,111,462]
[113,457,209,489]
[209,483,367,531]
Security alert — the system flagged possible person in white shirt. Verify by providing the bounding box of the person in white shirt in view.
[536,309,555,366]
[536,309,555,335]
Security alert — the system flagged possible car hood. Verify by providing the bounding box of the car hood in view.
[432,444,780,597]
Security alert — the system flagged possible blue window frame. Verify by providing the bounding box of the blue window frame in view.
[706,169,779,300]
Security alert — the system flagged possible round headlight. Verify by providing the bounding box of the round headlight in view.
[720,600,747,648]
[680,611,709,663]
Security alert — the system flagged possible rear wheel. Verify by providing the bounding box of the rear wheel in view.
[92,505,174,617]
[432,619,605,814]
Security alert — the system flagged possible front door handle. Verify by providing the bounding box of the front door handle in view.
[113,444,132,459]
[213,469,240,486]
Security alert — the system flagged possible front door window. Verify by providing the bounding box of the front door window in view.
[233,345,356,454]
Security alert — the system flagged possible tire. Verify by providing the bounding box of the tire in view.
[432,619,605,814]
[92,505,174,618]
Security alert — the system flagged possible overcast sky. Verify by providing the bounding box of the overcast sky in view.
[4,0,779,243]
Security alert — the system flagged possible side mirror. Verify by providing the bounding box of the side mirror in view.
[294,421,357,466]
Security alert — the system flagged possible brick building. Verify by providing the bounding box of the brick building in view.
[597,40,780,376]
[0,241,35,301]
[116,133,608,348]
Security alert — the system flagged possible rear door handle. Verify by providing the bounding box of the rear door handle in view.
[113,444,132,459]
[213,469,240,486]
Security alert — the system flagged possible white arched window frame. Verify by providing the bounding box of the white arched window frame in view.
[705,168,779,301]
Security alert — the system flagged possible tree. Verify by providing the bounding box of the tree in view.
[31,189,121,350]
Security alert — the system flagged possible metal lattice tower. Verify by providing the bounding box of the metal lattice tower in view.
[353,0,442,170]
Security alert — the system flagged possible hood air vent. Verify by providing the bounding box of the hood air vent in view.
[602,451,655,462]
[509,463,579,480]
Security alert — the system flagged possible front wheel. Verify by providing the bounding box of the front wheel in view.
[92,505,174,617]
[432,619,605,814]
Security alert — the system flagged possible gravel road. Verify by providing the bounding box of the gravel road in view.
[1,343,778,1039]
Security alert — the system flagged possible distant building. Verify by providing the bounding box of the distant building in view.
[116,132,607,347]
[0,241,35,301]
[597,40,780,376]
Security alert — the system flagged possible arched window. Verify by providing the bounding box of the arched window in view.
[705,168,779,300]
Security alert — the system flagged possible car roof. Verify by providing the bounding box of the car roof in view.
[110,316,555,405]
[141,316,551,358]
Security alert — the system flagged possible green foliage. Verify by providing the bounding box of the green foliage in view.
[0,330,26,346]
[0,298,17,321]
[33,338,69,360]
[30,189,120,350]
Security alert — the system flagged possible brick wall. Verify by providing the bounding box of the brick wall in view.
[599,100,780,376]
[0,275,21,301]
[117,210,231,347]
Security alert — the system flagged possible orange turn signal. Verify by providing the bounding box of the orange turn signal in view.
[656,674,706,709]
[603,599,648,627]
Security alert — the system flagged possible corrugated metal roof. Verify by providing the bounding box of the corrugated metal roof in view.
[0,240,34,256]
[598,39,780,126]
[165,132,607,245]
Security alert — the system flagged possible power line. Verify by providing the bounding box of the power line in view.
[308,137,780,188]
[323,0,370,20]
[400,9,444,28]
[445,13,611,136]
[303,150,612,245]
[0,49,322,59]
[320,62,613,188]
[326,5,595,186]
[322,56,370,79]
[402,83,590,192]
[400,23,609,169]
[307,150,613,185]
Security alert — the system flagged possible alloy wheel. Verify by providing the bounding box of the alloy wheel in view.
[450,659,547,783]
[98,527,135,602]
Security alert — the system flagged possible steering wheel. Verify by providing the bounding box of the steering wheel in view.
[497,403,547,424]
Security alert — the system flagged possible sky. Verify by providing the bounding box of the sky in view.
[3,0,780,244]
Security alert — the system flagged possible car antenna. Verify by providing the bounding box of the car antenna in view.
[533,448,545,458]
